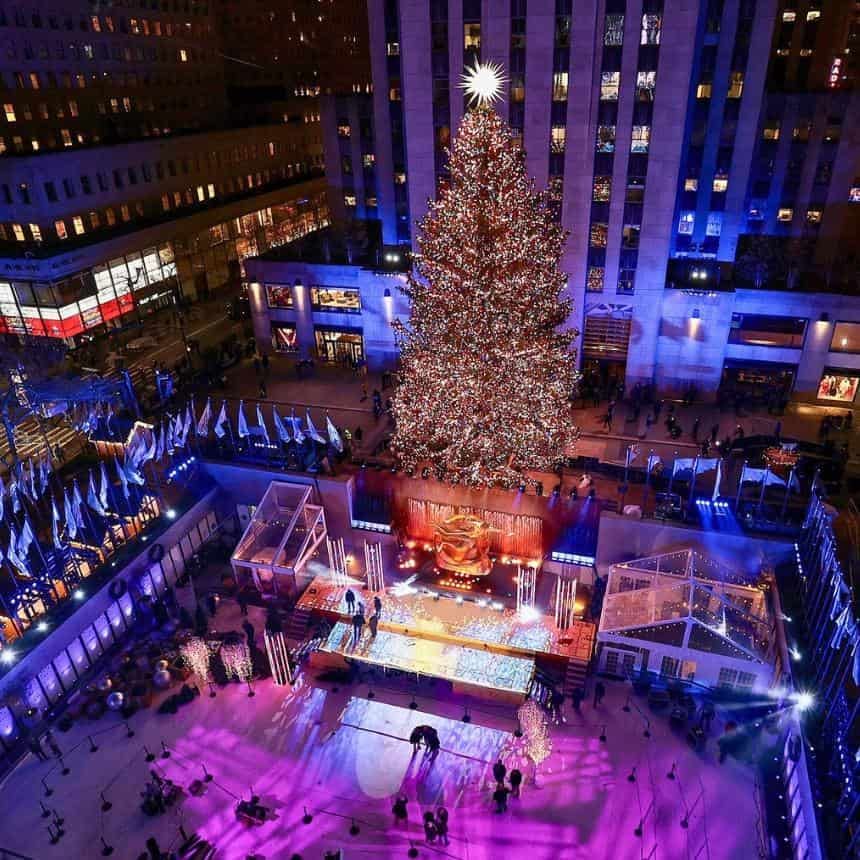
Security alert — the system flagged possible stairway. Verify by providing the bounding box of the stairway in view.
[563,657,590,697]
[284,606,313,643]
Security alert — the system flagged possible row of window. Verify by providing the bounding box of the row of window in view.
[0,5,211,32]
[603,14,662,47]
[266,284,362,313]
[1,38,208,66]
[594,125,651,154]
[600,70,657,102]
[0,162,319,246]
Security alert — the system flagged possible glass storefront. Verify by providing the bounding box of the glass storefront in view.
[314,326,364,364]
[310,286,361,313]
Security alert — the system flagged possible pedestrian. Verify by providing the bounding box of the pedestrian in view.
[692,417,700,441]
[653,400,663,421]
[509,768,523,797]
[354,425,364,443]
[423,811,438,843]
[373,595,382,616]
[369,612,379,638]
[27,735,48,762]
[492,758,507,786]
[409,726,423,755]
[237,591,249,617]
[44,731,61,759]
[392,795,409,826]
[242,619,256,648]
[571,686,584,713]
[734,423,745,439]
[206,592,218,618]
[710,423,719,444]
[261,353,269,373]
[258,379,267,399]
[550,688,565,724]
[425,728,440,759]
[345,588,356,613]
[360,382,368,402]
[493,784,509,813]
[436,807,449,845]
[352,610,365,644]
[699,700,715,732]
[593,680,606,708]
[645,413,654,436]
[602,411,612,432]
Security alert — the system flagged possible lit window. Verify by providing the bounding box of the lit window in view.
[552,72,569,101]
[587,267,605,292]
[850,186,860,204]
[207,184,215,199]
[120,204,130,222]
[551,126,566,153]
[12,224,25,242]
[593,176,612,202]
[641,14,662,45]
[590,223,608,247]
[344,194,357,207]
[636,71,656,101]
[793,122,811,141]
[631,125,650,153]
[805,209,822,224]
[196,185,205,202]
[387,41,399,56]
[510,75,525,102]
[782,10,796,21]
[61,129,72,147]
[762,121,780,140]
[55,220,68,239]
[596,125,616,152]
[728,72,744,99]
[600,71,620,101]
[91,16,101,32]
[464,23,481,51]
[678,212,695,235]
[179,49,188,62]
[389,84,401,101]
[31,139,39,151]
[161,194,170,212]
[68,100,78,117]
[806,10,820,21]
[72,216,85,235]
[622,224,640,248]
[363,153,375,167]
[696,82,712,99]
[29,224,42,242]
[105,208,116,226]
[604,15,624,46]
[89,211,100,229]
[706,213,722,236]
[337,122,351,138]
[29,73,40,89]
[684,178,698,192]
[394,172,406,185]
[712,176,728,193]
[4,104,16,122]
[777,208,793,222]
[829,57,843,89]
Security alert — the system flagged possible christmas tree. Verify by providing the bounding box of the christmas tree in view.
[391,71,578,488]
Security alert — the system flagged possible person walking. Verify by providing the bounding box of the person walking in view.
[571,686,584,714]
[369,612,379,638]
[206,592,218,618]
[424,728,440,759]
[423,811,438,843]
[27,735,48,762]
[352,609,365,644]
[373,595,382,617]
[492,758,507,787]
[493,784,510,813]
[509,769,523,798]
[44,731,61,759]
[602,411,612,432]
[258,379,267,399]
[593,680,606,708]
[409,726,423,755]
[691,417,700,441]
[710,423,719,444]
[550,688,565,724]
[344,589,356,614]
[392,795,409,826]
[237,591,249,617]
[436,808,449,845]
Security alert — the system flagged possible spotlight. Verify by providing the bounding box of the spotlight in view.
[518,483,526,493]
[791,691,815,713]
[588,488,596,499]
[74,589,85,601]
[36,622,48,633]
[0,651,15,665]
[165,509,177,520]
[569,487,578,499]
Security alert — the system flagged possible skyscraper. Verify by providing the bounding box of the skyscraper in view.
[0,1,368,343]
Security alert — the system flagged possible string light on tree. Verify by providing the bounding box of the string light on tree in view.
[391,67,579,489]
[517,698,552,783]
[180,637,212,685]
[221,640,253,683]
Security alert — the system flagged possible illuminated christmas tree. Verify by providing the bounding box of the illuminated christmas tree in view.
[391,66,578,488]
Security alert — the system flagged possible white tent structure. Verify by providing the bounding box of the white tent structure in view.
[597,549,777,692]
[231,482,328,599]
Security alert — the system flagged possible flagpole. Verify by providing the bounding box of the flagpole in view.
[55,491,85,585]
[105,473,131,544]
[687,456,699,511]
[668,452,676,496]
[735,460,747,514]
[780,466,795,523]
[225,401,237,458]
[757,465,769,516]
[643,449,653,514]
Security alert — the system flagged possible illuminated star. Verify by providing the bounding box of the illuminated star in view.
[460,60,506,107]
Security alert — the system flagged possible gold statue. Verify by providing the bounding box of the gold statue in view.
[434,514,492,577]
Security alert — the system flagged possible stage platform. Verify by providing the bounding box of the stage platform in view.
[297,576,595,664]
[313,622,534,703]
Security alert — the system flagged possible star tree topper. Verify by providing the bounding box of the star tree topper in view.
[460,60,507,107]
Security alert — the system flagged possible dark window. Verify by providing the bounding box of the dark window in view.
[728,314,807,348]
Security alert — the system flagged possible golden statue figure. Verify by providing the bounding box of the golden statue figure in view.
[434,514,492,577]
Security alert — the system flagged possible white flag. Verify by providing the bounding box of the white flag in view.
[290,410,306,444]
[87,469,106,516]
[17,517,35,559]
[197,398,212,437]
[256,403,270,444]
[305,410,326,444]
[51,496,63,549]
[214,401,228,439]
[99,461,111,510]
[712,459,722,501]
[6,527,28,575]
[237,401,250,438]
[326,414,343,452]
[272,406,291,443]
[64,488,78,541]
[115,457,130,500]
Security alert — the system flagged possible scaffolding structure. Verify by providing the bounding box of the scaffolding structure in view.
[364,541,385,592]
[555,573,578,630]
[327,536,350,586]
[516,565,537,613]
